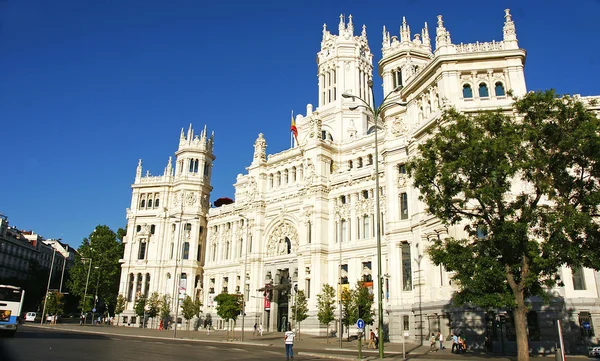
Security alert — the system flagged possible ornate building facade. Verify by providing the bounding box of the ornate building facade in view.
[118,10,599,353]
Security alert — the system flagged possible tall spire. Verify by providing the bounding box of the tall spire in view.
[400,16,411,43]
[347,14,354,34]
[422,22,431,51]
[164,156,173,176]
[382,25,390,49]
[136,159,143,180]
[503,8,518,47]
[435,15,451,49]
[338,14,345,33]
[361,24,367,39]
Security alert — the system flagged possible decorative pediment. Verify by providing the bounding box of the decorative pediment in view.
[266,221,299,257]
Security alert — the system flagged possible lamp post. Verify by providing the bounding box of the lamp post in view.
[342,81,406,359]
[93,266,100,324]
[339,223,343,349]
[239,214,250,342]
[82,257,93,325]
[41,248,56,325]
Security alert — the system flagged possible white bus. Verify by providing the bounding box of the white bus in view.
[0,285,25,337]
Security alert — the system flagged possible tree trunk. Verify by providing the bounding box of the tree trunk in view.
[506,263,530,361]
[514,291,530,361]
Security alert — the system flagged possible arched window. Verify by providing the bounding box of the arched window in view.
[127,273,134,301]
[136,273,143,295]
[321,130,333,141]
[194,159,199,173]
[277,171,281,187]
[285,237,291,254]
[357,157,363,168]
[144,273,150,297]
[269,174,274,188]
[197,245,202,261]
[140,200,146,208]
[189,159,194,173]
[291,167,296,182]
[150,225,156,234]
[462,84,473,98]
[495,82,505,96]
[203,163,209,176]
[148,199,153,208]
[170,242,174,259]
[155,198,160,207]
[348,160,353,169]
[479,83,489,97]
[182,242,190,259]
[367,155,373,165]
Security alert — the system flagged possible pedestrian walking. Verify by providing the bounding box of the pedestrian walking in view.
[368,329,376,349]
[438,331,444,350]
[284,326,295,360]
[430,333,437,351]
[374,328,379,349]
[253,322,257,336]
[79,314,84,326]
[259,323,263,336]
[451,333,459,353]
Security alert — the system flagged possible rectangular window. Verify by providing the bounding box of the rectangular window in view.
[572,267,586,290]
[307,221,312,244]
[398,164,407,174]
[341,264,348,284]
[138,242,146,260]
[341,220,347,243]
[306,279,311,298]
[363,216,370,239]
[197,245,202,262]
[403,315,410,330]
[400,193,409,220]
[402,243,412,291]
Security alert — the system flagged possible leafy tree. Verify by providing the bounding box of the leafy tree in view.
[317,284,336,343]
[43,291,64,321]
[67,225,125,314]
[407,90,600,361]
[159,294,171,329]
[354,282,375,326]
[291,289,309,339]
[146,292,160,328]
[180,295,202,332]
[340,287,353,340]
[214,292,243,341]
[114,294,125,326]
[134,295,147,327]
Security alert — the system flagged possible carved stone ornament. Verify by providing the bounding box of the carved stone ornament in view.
[391,117,408,136]
[186,192,197,205]
[248,177,258,201]
[266,221,299,257]
[253,133,267,162]
[398,174,407,188]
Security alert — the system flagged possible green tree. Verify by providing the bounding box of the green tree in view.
[146,292,160,328]
[340,287,353,340]
[291,289,309,339]
[214,292,243,341]
[67,225,125,314]
[134,295,147,327]
[407,90,600,361]
[114,294,125,326]
[158,294,171,329]
[317,284,336,343]
[354,282,375,327]
[43,291,64,321]
[180,295,202,333]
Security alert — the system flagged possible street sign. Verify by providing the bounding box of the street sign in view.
[583,322,591,329]
[92,308,96,313]
[357,318,365,330]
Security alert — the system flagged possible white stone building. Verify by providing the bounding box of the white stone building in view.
[118,10,599,353]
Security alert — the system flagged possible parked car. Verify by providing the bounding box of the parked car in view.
[46,314,60,323]
[24,312,36,322]
[589,346,600,357]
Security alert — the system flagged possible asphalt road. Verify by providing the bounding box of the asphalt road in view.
[0,326,324,361]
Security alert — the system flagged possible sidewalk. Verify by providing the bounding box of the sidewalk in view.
[23,323,556,361]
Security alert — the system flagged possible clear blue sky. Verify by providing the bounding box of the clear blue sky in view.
[1,0,598,248]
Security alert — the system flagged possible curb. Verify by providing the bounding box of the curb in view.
[24,324,272,347]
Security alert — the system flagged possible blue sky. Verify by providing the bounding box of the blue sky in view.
[1,0,598,248]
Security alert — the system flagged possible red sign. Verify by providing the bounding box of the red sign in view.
[264,284,271,310]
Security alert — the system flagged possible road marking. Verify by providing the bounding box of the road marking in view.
[230,348,245,352]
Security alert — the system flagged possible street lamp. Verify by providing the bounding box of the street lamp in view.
[93,266,100,324]
[81,257,93,325]
[342,80,406,359]
[239,214,250,342]
[41,248,56,325]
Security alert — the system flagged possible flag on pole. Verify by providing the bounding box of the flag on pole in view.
[290,111,298,145]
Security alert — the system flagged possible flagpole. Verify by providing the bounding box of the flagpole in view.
[291,110,294,148]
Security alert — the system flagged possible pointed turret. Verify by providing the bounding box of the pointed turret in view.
[400,17,411,43]
[347,14,354,34]
[422,22,431,52]
[382,25,390,49]
[361,24,367,39]
[164,156,173,176]
[136,159,143,181]
[187,123,193,141]
[322,23,328,39]
[503,9,518,49]
[435,15,453,54]
[338,14,345,33]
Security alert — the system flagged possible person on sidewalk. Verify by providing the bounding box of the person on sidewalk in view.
[259,323,263,336]
[430,333,437,351]
[451,333,459,353]
[438,331,444,350]
[284,326,295,360]
[368,329,376,349]
[253,322,257,336]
